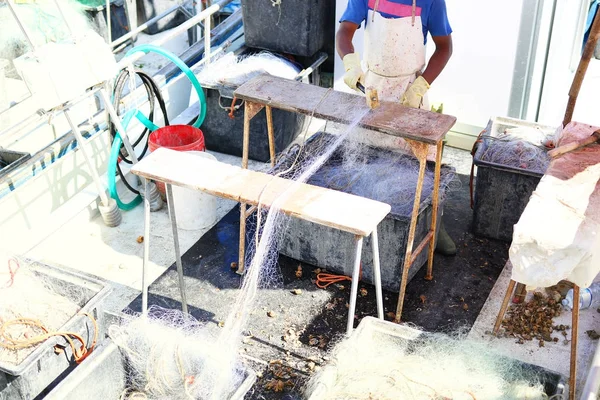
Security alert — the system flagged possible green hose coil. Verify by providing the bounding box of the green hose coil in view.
[108,44,207,210]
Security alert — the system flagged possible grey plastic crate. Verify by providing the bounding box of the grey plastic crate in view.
[44,322,256,400]
[0,261,111,400]
[241,0,328,57]
[270,132,454,292]
[307,316,566,399]
[472,117,555,242]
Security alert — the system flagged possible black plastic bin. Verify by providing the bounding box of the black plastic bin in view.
[472,118,551,242]
[264,132,455,292]
[200,83,305,162]
[241,0,328,57]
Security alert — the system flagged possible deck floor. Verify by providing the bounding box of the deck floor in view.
[26,129,598,398]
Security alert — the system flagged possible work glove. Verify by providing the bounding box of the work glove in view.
[342,53,364,91]
[402,76,430,108]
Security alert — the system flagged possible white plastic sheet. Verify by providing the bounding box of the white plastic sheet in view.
[509,122,600,289]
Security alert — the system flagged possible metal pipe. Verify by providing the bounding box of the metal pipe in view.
[165,183,189,314]
[141,177,151,315]
[98,89,139,163]
[111,3,182,48]
[204,8,212,63]
[116,0,234,70]
[182,4,198,46]
[582,333,600,399]
[347,236,364,335]
[371,229,384,320]
[6,0,36,50]
[63,111,110,206]
[295,52,329,82]
[107,0,112,44]
[52,0,76,40]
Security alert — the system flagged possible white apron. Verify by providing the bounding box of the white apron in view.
[364,6,427,106]
[356,1,437,160]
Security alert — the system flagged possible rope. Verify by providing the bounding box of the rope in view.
[271,0,283,26]
[2,257,20,289]
[316,265,363,289]
[0,312,98,364]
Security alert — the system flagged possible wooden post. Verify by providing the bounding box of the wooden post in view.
[237,102,265,274]
[426,141,443,280]
[493,279,517,335]
[570,285,580,400]
[563,8,600,127]
[395,141,430,323]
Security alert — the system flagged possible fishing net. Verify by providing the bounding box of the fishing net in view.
[114,87,458,398]
[478,125,555,175]
[109,306,246,400]
[272,132,459,218]
[191,94,373,399]
[0,0,93,78]
[304,321,562,400]
[0,253,83,366]
[196,51,301,88]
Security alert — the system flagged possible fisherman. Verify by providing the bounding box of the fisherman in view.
[336,0,456,255]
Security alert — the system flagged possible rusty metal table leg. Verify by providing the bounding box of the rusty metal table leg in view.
[426,141,444,280]
[237,102,265,275]
[394,141,430,323]
[165,183,188,314]
[347,235,364,335]
[266,106,276,167]
[570,285,580,400]
[493,279,517,335]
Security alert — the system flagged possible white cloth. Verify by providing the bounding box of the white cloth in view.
[509,122,600,289]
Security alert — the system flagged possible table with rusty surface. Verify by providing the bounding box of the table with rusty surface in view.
[233,75,457,323]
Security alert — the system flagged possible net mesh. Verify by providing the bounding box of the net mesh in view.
[304,322,561,400]
[0,254,83,366]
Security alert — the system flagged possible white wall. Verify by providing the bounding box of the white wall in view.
[537,0,600,127]
[426,0,525,129]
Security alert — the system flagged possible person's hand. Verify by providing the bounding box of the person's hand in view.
[342,53,364,91]
[402,76,430,108]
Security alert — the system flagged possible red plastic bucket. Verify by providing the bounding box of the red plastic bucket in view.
[148,125,206,153]
[148,125,206,196]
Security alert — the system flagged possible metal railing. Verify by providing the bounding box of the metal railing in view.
[109,0,206,51]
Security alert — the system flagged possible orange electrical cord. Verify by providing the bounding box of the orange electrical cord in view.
[315,265,363,289]
[0,312,98,364]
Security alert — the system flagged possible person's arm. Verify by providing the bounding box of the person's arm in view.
[336,21,360,59]
[421,34,453,85]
